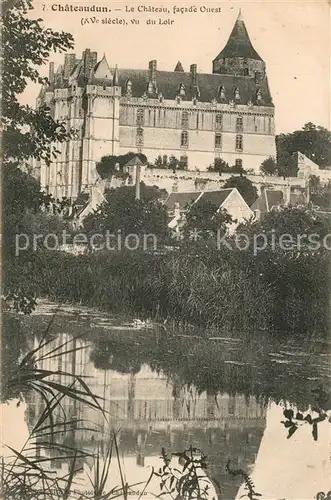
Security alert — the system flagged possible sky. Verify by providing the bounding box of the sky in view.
[24,0,331,134]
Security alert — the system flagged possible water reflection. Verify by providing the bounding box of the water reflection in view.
[5,302,331,498]
[25,331,267,499]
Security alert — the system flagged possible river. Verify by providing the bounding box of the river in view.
[2,300,331,499]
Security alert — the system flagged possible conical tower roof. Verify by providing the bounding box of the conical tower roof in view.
[215,11,262,61]
[174,61,184,72]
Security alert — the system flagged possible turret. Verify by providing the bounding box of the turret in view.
[212,10,266,78]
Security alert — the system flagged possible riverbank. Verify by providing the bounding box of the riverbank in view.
[4,237,330,337]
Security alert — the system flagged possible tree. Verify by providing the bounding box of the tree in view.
[2,0,74,169]
[208,158,229,174]
[2,0,74,311]
[82,183,169,243]
[222,175,258,207]
[260,156,277,176]
[184,199,233,239]
[276,123,331,173]
[96,152,147,179]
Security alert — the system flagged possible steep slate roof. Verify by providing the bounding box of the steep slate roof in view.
[266,190,283,210]
[199,189,233,208]
[214,11,263,61]
[117,68,273,106]
[163,192,202,210]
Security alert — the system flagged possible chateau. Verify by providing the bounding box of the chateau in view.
[35,12,276,200]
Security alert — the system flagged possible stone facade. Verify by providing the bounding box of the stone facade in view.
[35,12,276,200]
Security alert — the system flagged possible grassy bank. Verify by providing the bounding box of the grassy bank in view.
[5,237,330,337]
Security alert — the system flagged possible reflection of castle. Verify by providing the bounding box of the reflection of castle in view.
[34,12,276,199]
[28,333,267,499]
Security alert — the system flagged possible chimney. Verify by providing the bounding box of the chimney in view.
[113,65,119,86]
[284,183,291,205]
[63,54,76,78]
[190,63,197,88]
[48,62,55,84]
[148,59,157,93]
[82,49,98,78]
[148,59,157,87]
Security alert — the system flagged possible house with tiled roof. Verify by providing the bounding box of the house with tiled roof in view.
[34,11,276,201]
[164,187,253,232]
[251,186,307,220]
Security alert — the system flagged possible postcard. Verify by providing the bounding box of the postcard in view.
[1,0,330,498]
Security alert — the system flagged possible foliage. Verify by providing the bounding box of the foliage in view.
[2,0,74,168]
[0,321,148,500]
[82,183,169,242]
[226,461,261,500]
[281,406,330,442]
[260,156,277,176]
[154,446,221,500]
[276,122,331,174]
[222,175,258,207]
[309,177,331,210]
[152,154,186,171]
[184,199,233,239]
[96,152,147,179]
[208,158,247,176]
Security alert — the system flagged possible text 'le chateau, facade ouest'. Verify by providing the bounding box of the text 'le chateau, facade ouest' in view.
[35,11,276,200]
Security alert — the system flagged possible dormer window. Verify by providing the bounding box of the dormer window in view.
[158,92,163,103]
[256,89,262,102]
[234,87,240,100]
[176,96,181,104]
[179,83,185,96]
[148,81,154,94]
[126,80,132,94]
[192,97,197,105]
[219,86,226,99]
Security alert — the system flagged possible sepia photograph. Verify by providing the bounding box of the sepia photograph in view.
[1,0,331,498]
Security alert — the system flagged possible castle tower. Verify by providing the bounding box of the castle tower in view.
[36,50,121,200]
[212,10,266,78]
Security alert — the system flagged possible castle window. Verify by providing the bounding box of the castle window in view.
[136,107,145,126]
[219,86,226,99]
[181,111,189,129]
[180,130,188,148]
[235,135,243,151]
[136,127,144,147]
[215,113,223,130]
[234,87,240,100]
[162,155,168,166]
[243,68,249,76]
[235,158,243,168]
[179,83,186,96]
[179,155,188,169]
[214,133,222,149]
[236,116,243,132]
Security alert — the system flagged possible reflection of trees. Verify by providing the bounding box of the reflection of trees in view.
[89,335,330,409]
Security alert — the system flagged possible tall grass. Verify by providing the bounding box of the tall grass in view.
[0,322,148,500]
[6,238,329,336]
